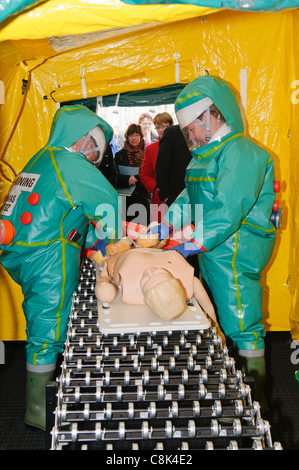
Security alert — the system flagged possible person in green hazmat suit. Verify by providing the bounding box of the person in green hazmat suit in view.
[0,105,123,430]
[148,76,276,411]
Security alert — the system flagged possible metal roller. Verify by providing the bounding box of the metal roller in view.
[51,417,275,446]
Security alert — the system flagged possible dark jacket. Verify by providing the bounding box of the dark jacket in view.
[155,125,191,206]
[99,144,118,188]
[115,147,151,225]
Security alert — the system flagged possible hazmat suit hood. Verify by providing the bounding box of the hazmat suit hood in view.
[48,105,114,149]
[175,75,244,135]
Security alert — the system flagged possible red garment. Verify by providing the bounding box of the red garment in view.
[139,140,166,222]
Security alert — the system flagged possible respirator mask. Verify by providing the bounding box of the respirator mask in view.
[176,96,213,150]
[80,125,107,168]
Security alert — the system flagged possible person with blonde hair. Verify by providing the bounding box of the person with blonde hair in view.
[138,112,157,145]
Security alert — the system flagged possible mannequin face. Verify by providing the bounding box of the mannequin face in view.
[140,267,173,296]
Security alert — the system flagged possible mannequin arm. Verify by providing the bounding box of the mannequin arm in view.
[95,262,118,303]
[193,277,226,345]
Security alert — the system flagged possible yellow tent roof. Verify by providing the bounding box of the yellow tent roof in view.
[0,0,218,68]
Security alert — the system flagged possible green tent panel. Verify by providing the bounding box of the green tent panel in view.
[61,97,98,113]
[120,0,299,12]
[61,84,186,110]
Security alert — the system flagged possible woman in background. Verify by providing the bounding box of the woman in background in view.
[138,112,158,146]
[115,123,151,226]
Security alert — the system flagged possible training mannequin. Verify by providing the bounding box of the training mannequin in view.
[94,247,221,334]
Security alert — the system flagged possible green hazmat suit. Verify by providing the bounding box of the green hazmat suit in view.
[0,105,123,367]
[164,76,276,352]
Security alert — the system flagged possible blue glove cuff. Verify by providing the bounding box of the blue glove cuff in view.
[159,222,173,240]
[92,239,108,256]
[166,240,204,258]
[145,222,173,241]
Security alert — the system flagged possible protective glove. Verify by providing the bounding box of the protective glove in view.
[146,221,173,241]
[92,239,109,256]
[166,240,205,258]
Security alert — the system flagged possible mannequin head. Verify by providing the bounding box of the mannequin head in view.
[140,267,188,321]
[142,276,188,321]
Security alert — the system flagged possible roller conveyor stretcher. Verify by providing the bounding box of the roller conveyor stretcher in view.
[49,258,282,450]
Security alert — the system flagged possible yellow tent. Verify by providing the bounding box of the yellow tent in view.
[0,0,298,340]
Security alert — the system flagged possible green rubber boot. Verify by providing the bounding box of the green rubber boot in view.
[25,367,56,431]
[236,350,268,413]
